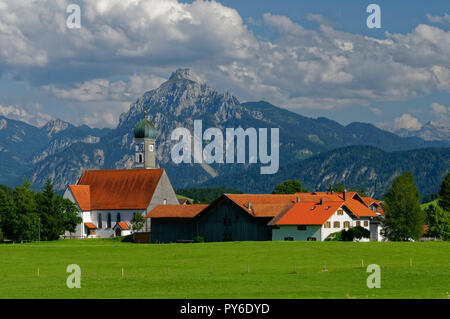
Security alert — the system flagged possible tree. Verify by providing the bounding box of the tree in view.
[424,204,450,240]
[383,172,425,241]
[36,180,82,240]
[36,180,63,240]
[60,197,81,233]
[273,180,308,194]
[131,213,145,231]
[10,180,39,241]
[438,173,450,212]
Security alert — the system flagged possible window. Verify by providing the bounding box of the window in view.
[344,221,350,228]
[364,221,369,227]
[324,221,331,228]
[107,213,111,228]
[98,213,102,229]
[116,212,121,223]
[284,237,294,241]
[337,209,343,216]
[139,154,143,163]
[149,144,154,152]
[356,221,361,227]
[163,199,167,205]
[307,237,317,241]
[224,233,232,241]
[224,218,231,226]
[333,221,340,228]
[297,225,307,231]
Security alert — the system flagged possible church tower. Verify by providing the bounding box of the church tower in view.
[133,113,156,169]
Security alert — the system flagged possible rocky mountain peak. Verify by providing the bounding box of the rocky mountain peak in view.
[167,68,203,83]
[41,118,71,138]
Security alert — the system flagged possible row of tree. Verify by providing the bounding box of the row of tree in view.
[0,180,81,242]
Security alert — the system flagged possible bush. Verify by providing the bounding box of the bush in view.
[194,236,205,243]
[327,226,370,241]
[325,231,342,241]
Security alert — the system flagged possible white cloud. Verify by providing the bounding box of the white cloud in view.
[0,1,449,127]
[430,102,450,125]
[426,13,450,24]
[393,113,422,130]
[0,103,53,127]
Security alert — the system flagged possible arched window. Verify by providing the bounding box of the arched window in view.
[107,213,111,228]
[98,213,102,229]
[116,212,121,223]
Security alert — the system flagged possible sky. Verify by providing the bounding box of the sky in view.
[0,0,449,130]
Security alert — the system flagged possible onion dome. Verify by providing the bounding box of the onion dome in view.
[134,118,156,139]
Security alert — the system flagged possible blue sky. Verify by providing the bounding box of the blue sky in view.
[0,0,448,129]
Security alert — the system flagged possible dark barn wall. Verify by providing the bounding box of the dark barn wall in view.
[197,199,272,242]
[150,218,197,243]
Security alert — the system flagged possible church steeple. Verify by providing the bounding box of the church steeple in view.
[134,111,156,169]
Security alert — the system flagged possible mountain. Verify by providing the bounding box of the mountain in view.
[0,116,110,186]
[396,121,450,143]
[2,68,447,194]
[199,145,450,199]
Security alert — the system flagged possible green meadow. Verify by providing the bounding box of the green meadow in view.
[0,239,448,299]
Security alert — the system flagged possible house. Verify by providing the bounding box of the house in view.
[63,116,179,238]
[144,191,383,242]
[268,196,377,241]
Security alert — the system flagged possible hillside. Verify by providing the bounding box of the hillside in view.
[199,145,450,199]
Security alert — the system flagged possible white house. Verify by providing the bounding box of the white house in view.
[268,194,378,241]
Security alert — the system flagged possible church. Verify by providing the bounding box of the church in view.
[63,116,179,238]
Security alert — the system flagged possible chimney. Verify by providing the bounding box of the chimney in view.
[320,197,324,205]
[343,191,346,201]
[296,196,301,203]
[248,201,252,210]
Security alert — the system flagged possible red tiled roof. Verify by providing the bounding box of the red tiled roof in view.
[361,196,379,207]
[224,193,355,218]
[145,204,208,218]
[269,200,344,225]
[343,198,378,218]
[69,185,91,211]
[84,222,97,229]
[115,222,129,230]
[73,169,164,210]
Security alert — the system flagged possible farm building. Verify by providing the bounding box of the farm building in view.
[144,191,383,243]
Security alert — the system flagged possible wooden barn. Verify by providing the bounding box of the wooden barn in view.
[145,194,301,243]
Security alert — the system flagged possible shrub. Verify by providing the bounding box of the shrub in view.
[194,236,205,243]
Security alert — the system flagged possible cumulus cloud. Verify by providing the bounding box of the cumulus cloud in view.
[0,103,53,127]
[430,102,450,125]
[0,0,450,127]
[393,113,422,130]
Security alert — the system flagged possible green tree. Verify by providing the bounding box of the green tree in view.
[36,180,63,240]
[383,172,425,241]
[11,180,39,241]
[438,173,450,212]
[424,204,450,240]
[60,197,81,234]
[36,180,82,240]
[131,213,145,231]
[273,180,308,194]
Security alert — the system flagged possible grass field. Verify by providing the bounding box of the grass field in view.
[0,239,449,299]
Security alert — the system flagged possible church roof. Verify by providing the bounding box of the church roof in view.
[69,169,164,211]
